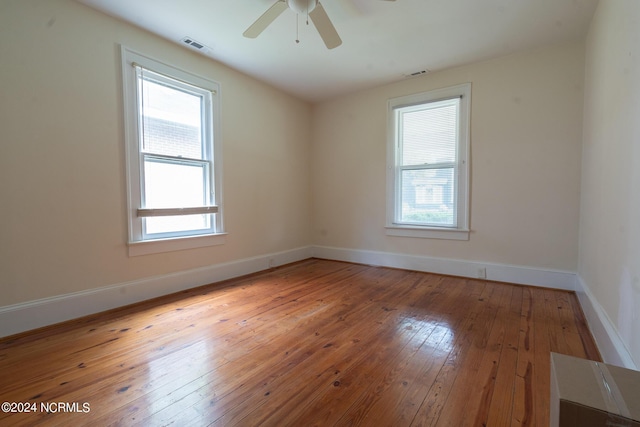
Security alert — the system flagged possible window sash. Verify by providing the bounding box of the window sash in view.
[135,67,213,158]
[397,166,457,228]
[396,98,460,168]
[139,154,215,239]
[136,67,209,159]
[140,154,213,207]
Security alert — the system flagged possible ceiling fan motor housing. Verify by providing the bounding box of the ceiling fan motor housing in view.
[287,0,317,14]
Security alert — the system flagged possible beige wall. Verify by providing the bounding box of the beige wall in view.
[311,42,585,272]
[0,0,312,305]
[579,0,640,366]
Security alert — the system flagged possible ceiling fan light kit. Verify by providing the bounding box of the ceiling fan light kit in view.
[243,0,341,49]
[287,0,317,14]
[243,0,395,49]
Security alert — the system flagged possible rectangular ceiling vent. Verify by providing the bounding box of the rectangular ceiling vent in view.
[181,37,208,52]
[403,69,430,78]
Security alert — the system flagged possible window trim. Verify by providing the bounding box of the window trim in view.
[121,46,224,255]
[386,83,471,240]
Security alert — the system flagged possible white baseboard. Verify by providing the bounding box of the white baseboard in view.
[6,243,632,371]
[574,275,637,369]
[311,245,577,291]
[0,246,313,339]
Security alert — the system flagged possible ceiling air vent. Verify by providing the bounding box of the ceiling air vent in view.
[181,37,208,52]
[403,69,430,78]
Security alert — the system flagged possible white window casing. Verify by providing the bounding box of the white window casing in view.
[386,83,471,240]
[121,46,225,256]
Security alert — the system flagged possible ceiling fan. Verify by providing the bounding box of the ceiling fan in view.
[244,0,396,50]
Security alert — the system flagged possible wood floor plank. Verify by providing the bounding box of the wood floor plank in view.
[320,281,472,425]
[544,289,571,357]
[413,281,507,426]
[567,292,601,361]
[131,267,418,426]
[555,290,594,360]
[341,276,468,424]
[485,285,523,426]
[98,264,386,425]
[0,259,601,427]
[461,284,515,427]
[271,277,449,426]
[331,277,475,427]
[187,270,434,426]
[512,287,536,427]
[531,287,553,426]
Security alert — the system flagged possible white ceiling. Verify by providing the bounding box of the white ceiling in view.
[77,0,599,102]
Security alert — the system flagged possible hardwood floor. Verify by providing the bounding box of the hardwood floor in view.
[0,259,600,426]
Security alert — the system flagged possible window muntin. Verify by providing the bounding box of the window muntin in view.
[121,47,223,252]
[387,84,470,239]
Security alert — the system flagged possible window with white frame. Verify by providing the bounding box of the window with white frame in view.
[386,83,470,240]
[121,47,224,255]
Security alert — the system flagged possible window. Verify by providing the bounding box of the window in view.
[121,47,224,255]
[386,83,470,240]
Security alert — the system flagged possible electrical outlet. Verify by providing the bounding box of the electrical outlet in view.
[477,267,486,279]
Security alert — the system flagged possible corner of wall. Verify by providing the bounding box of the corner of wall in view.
[574,275,638,369]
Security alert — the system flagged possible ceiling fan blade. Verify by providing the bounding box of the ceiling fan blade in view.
[309,2,342,49]
[243,0,288,38]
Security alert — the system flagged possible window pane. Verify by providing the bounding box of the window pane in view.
[400,168,455,226]
[401,102,457,166]
[144,158,210,235]
[144,158,207,208]
[145,214,211,235]
[141,78,203,159]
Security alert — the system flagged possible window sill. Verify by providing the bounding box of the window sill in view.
[128,232,227,256]
[385,225,469,241]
